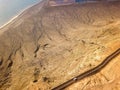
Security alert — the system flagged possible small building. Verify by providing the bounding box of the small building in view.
[75,0,85,2]
[49,0,75,6]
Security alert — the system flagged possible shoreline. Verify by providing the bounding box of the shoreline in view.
[0,0,41,29]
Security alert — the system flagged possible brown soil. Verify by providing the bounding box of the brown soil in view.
[0,0,120,90]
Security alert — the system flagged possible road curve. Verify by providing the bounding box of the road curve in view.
[52,48,120,90]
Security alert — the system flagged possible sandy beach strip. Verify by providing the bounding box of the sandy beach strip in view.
[0,1,41,29]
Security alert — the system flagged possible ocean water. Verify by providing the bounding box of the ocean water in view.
[0,0,41,27]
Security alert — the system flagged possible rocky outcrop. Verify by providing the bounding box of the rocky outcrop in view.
[66,46,120,90]
[0,0,120,90]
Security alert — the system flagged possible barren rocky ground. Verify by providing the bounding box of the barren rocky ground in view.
[0,0,120,90]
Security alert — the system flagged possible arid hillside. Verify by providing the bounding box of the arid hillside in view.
[0,0,120,90]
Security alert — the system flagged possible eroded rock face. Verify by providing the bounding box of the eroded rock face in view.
[66,49,120,90]
[0,0,120,90]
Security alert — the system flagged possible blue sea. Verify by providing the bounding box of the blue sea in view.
[0,0,41,27]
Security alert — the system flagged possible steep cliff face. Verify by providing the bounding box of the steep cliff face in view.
[0,0,120,90]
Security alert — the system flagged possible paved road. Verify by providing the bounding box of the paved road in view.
[52,48,120,90]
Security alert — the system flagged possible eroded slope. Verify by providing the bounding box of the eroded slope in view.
[0,0,120,90]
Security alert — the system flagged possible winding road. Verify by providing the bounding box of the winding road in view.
[52,48,120,90]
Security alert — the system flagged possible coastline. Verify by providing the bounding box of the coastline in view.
[0,0,41,29]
